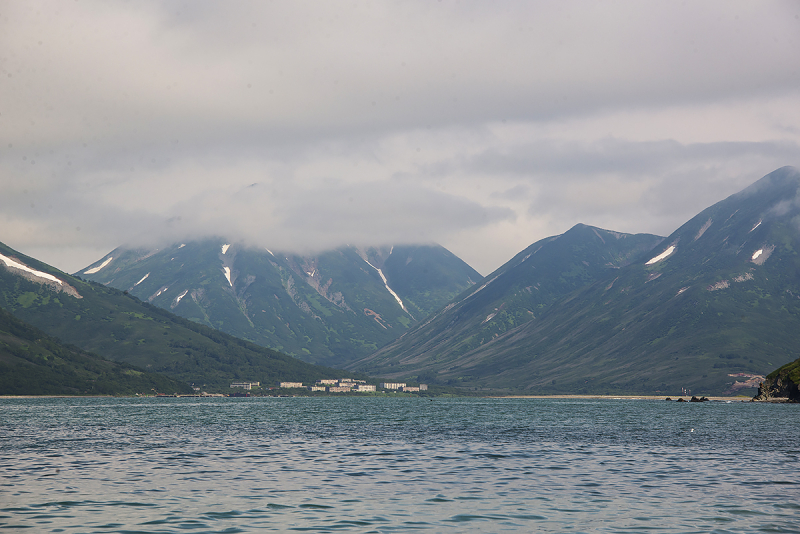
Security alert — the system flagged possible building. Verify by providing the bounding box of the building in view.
[355,384,376,392]
[316,379,338,385]
[401,386,420,392]
[308,386,327,392]
[419,384,428,391]
[279,382,304,388]
[327,386,352,393]
[231,381,260,390]
[380,382,406,390]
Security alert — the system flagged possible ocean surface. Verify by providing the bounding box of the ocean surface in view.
[1,396,798,533]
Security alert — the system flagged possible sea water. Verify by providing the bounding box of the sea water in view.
[1,396,798,533]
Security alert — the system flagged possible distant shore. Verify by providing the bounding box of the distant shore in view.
[495,395,754,402]
[2,394,756,401]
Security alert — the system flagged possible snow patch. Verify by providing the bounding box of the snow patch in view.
[482,312,497,324]
[178,243,186,249]
[154,286,168,298]
[0,253,63,285]
[266,248,274,256]
[751,245,775,265]
[645,246,675,265]
[223,266,232,286]
[750,220,762,233]
[363,257,411,317]
[676,286,689,295]
[84,256,113,274]
[221,244,231,255]
[734,272,754,282]
[175,289,188,304]
[134,273,150,287]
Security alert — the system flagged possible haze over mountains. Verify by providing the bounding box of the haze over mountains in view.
[77,244,480,367]
[351,167,800,395]
[2,167,799,396]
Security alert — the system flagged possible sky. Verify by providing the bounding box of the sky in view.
[2,1,800,276]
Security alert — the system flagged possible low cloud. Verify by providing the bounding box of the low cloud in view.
[1,1,799,275]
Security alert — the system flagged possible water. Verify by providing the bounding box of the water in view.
[1,396,798,533]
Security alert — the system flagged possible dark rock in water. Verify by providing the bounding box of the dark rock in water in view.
[665,397,672,401]
[753,358,800,402]
[689,396,709,402]
[676,398,686,402]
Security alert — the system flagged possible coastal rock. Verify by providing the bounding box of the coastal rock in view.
[752,358,800,402]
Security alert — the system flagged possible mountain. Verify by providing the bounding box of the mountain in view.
[0,241,355,390]
[351,167,800,396]
[351,224,663,380]
[0,307,191,396]
[76,242,480,367]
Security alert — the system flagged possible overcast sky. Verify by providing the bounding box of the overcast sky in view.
[2,1,799,276]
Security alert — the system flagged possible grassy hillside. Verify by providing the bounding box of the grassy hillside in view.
[77,241,481,367]
[0,307,191,395]
[351,224,663,381]
[350,168,800,396]
[0,241,357,390]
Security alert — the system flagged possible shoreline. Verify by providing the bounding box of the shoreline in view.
[493,395,754,402]
[1,394,757,401]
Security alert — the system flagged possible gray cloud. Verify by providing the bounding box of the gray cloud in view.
[1,0,799,275]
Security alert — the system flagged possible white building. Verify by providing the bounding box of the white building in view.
[355,384,376,392]
[231,381,260,390]
[279,382,304,388]
[380,382,406,390]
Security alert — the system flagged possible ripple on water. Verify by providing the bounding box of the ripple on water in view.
[1,397,798,533]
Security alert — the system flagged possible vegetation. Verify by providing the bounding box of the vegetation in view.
[77,241,480,367]
[351,168,800,396]
[0,307,191,395]
[0,241,361,391]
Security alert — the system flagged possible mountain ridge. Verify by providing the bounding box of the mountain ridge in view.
[350,223,664,379]
[350,167,800,395]
[77,242,480,367]
[0,240,356,390]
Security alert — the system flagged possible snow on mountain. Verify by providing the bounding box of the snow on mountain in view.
[645,245,675,265]
[363,256,411,317]
[0,253,63,285]
[83,256,113,274]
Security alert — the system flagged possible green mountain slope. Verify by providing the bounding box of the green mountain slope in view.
[0,241,354,390]
[77,242,480,367]
[350,224,663,380]
[354,167,800,396]
[0,307,191,395]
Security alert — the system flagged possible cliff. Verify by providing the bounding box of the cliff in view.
[753,357,800,402]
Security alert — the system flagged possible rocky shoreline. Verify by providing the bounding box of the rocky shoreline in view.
[751,357,800,403]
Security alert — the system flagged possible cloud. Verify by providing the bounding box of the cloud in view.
[0,0,799,275]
